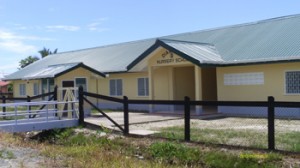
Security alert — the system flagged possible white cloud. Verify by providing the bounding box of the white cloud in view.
[87,17,109,32]
[0,40,37,54]
[0,61,19,75]
[0,62,18,71]
[0,29,52,41]
[0,29,50,55]
[46,25,80,32]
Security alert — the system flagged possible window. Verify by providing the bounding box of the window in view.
[75,78,87,99]
[110,79,122,96]
[75,78,87,92]
[19,84,26,96]
[224,72,264,85]
[285,71,300,94]
[42,78,55,100]
[33,83,39,95]
[138,78,149,96]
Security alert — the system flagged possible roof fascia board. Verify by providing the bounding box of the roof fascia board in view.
[127,39,202,70]
[157,40,202,66]
[54,63,106,78]
[218,59,300,67]
[127,41,161,70]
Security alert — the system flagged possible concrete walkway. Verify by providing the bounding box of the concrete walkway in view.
[84,112,224,135]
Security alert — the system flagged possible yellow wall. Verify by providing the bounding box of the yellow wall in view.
[56,67,97,93]
[148,47,191,67]
[98,72,149,99]
[12,79,40,97]
[152,67,172,100]
[217,62,300,101]
[174,66,195,100]
[148,48,195,100]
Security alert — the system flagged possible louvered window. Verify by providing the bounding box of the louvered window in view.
[110,79,122,96]
[19,84,26,96]
[138,78,149,96]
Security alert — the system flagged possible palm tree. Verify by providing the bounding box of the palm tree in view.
[39,47,58,58]
[19,56,40,69]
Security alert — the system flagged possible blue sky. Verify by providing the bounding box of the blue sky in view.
[0,0,299,76]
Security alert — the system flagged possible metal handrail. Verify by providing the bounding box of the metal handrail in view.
[0,101,79,125]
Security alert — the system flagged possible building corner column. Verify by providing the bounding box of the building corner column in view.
[148,66,154,113]
[195,65,202,115]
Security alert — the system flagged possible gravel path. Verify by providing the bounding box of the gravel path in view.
[87,112,300,133]
[0,143,44,168]
[112,114,300,133]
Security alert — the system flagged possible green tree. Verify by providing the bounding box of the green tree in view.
[39,47,58,58]
[19,56,40,69]
[18,47,58,69]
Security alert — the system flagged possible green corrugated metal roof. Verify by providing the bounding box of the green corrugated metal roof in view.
[160,39,223,63]
[23,63,80,80]
[128,39,223,71]
[166,14,300,63]
[5,14,300,80]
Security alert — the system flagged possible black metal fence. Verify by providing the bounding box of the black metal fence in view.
[78,86,299,153]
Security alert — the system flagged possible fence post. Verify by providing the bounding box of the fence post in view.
[27,95,31,118]
[123,96,129,135]
[184,96,191,142]
[53,86,58,116]
[2,96,6,119]
[53,86,58,101]
[268,96,275,150]
[78,86,84,126]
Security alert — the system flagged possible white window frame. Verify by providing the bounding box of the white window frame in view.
[285,70,300,95]
[137,77,149,97]
[75,77,88,92]
[224,72,264,86]
[109,79,123,96]
[42,78,55,100]
[75,77,88,99]
[33,83,40,96]
[19,84,26,96]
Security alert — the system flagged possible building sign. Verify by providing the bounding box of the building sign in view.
[156,50,187,65]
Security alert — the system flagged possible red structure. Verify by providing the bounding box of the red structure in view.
[0,81,10,93]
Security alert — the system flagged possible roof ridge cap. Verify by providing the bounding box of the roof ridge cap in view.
[158,38,214,46]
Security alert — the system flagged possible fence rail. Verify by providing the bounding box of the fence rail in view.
[78,86,300,153]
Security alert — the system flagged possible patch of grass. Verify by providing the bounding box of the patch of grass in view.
[156,127,267,148]
[204,151,282,168]
[276,131,300,152]
[0,128,292,167]
[156,126,300,152]
[148,142,201,165]
[0,149,15,159]
[148,141,283,168]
